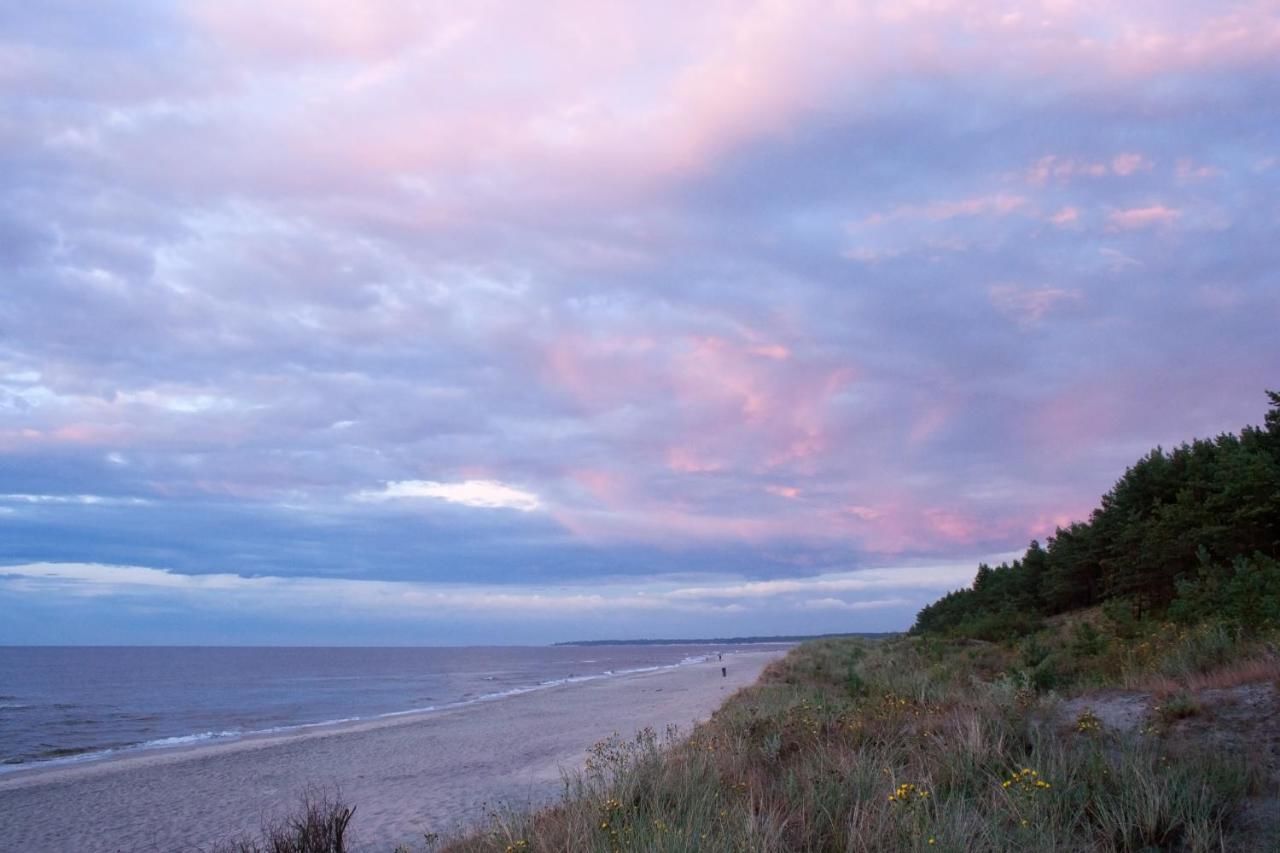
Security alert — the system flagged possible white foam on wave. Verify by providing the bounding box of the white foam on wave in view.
[140,730,242,749]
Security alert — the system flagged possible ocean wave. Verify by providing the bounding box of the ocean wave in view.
[1,745,117,773]
[140,730,243,749]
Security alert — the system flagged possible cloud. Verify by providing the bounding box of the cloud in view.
[988,284,1082,328]
[663,561,1002,602]
[0,557,997,628]
[0,493,150,506]
[1107,205,1181,230]
[352,480,542,512]
[862,193,1028,225]
[0,561,644,614]
[801,597,912,612]
[1110,153,1153,176]
[1026,156,1110,185]
[1025,152,1153,185]
[1047,206,1080,227]
[1,0,1279,641]
[1175,158,1222,181]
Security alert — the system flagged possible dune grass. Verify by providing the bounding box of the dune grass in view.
[438,630,1268,852]
[214,790,356,853]
[222,620,1276,851]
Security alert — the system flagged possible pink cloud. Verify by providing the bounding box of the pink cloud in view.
[189,2,447,63]
[1026,155,1109,185]
[0,427,46,452]
[548,496,1001,555]
[1048,206,1080,226]
[1027,511,1091,541]
[748,343,791,360]
[167,1,1280,220]
[1110,152,1153,176]
[541,333,661,409]
[1028,382,1140,463]
[548,503,796,545]
[1175,158,1223,181]
[1103,5,1280,77]
[925,509,979,544]
[831,501,1001,555]
[908,404,952,445]
[989,284,1082,328]
[666,447,723,474]
[861,193,1027,226]
[568,468,628,505]
[1107,204,1181,230]
[1026,152,1151,185]
[845,505,882,522]
[539,328,856,481]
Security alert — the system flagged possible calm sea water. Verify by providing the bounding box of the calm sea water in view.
[0,645,757,772]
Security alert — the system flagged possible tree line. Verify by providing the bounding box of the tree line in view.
[911,391,1280,638]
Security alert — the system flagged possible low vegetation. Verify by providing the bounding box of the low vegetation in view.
[434,628,1275,852]
[235,628,1278,852]
[215,790,356,853]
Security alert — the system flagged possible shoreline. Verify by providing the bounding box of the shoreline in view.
[0,649,785,851]
[1,649,768,782]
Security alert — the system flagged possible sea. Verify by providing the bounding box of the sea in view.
[0,644,759,773]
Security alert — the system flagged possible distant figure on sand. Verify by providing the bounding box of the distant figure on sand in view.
[721,667,727,677]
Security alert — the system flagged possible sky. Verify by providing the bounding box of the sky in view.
[1,1,1278,645]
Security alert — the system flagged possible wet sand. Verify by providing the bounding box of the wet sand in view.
[0,650,784,852]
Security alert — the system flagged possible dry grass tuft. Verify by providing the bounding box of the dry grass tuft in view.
[1185,655,1280,692]
[214,789,355,853]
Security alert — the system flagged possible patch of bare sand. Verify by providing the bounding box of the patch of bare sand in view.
[1052,673,1280,847]
[0,650,785,852]
[1165,681,1280,847]
[1057,690,1152,734]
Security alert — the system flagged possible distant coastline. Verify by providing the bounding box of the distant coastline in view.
[554,632,896,646]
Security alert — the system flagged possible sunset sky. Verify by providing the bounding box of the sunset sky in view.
[2,1,1278,644]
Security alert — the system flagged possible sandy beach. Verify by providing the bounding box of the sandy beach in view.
[0,649,784,852]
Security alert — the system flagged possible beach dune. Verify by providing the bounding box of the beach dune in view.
[0,650,783,852]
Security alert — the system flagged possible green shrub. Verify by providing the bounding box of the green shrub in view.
[1155,691,1202,724]
[1070,621,1107,657]
[1029,656,1059,692]
[1102,597,1142,640]
[1020,635,1051,669]
[1157,623,1239,680]
[1171,552,1280,635]
[958,609,1041,642]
